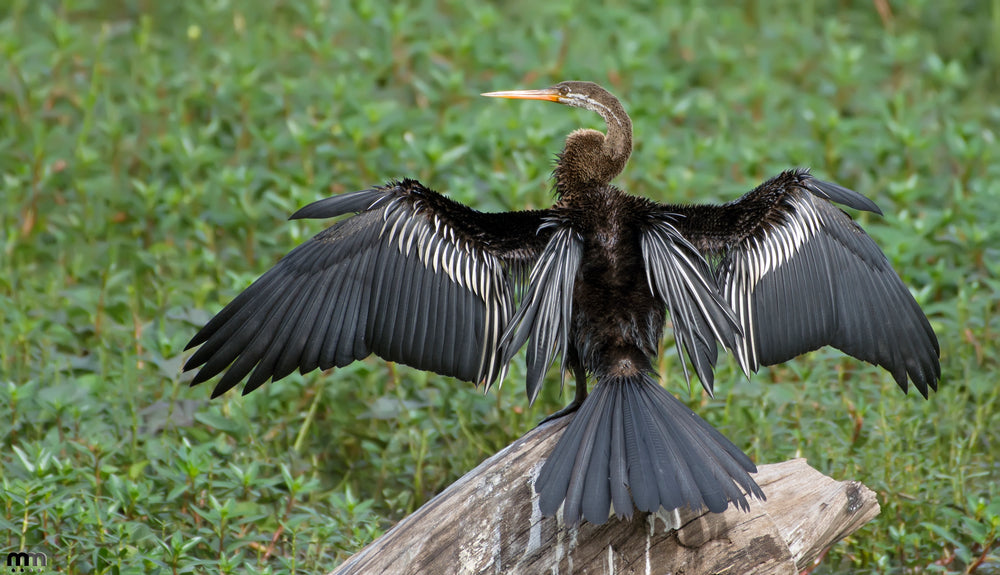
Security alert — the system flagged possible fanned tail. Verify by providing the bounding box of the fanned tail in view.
[536,372,764,525]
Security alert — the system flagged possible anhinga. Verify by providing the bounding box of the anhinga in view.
[184,81,940,525]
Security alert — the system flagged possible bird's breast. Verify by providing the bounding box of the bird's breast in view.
[569,230,665,371]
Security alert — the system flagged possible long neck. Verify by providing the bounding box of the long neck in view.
[554,100,633,197]
[596,99,632,174]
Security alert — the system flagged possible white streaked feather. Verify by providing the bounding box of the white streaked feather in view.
[429,235,443,274]
[465,257,475,295]
[442,245,456,283]
[366,192,525,389]
[403,218,419,256]
[297,187,527,392]
[725,192,828,375]
[416,223,433,254]
[497,225,581,400]
[478,274,494,380]
[395,217,409,252]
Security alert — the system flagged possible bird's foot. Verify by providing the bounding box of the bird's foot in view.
[538,400,583,426]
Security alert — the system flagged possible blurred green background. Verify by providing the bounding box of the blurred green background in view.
[2,0,998,573]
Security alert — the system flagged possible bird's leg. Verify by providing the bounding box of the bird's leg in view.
[539,347,588,425]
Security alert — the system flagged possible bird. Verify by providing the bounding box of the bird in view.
[184,80,940,526]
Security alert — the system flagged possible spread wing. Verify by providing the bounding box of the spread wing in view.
[184,179,551,397]
[669,169,940,396]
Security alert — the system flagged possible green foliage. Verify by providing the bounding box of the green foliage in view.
[2,0,998,572]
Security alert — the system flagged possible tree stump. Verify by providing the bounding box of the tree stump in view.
[331,416,880,575]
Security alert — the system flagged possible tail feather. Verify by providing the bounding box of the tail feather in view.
[537,381,609,516]
[638,382,759,513]
[631,385,707,512]
[537,373,765,525]
[608,391,631,515]
[579,391,614,522]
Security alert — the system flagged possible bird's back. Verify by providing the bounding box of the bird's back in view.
[560,186,667,378]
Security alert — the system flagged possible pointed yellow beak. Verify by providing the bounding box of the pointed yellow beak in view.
[481,88,561,102]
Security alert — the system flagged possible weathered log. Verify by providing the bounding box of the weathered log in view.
[331,416,880,575]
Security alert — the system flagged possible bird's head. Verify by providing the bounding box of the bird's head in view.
[483,81,617,118]
[483,80,633,189]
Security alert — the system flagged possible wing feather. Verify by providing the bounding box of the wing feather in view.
[640,216,742,395]
[675,169,940,396]
[498,223,584,403]
[185,179,551,395]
